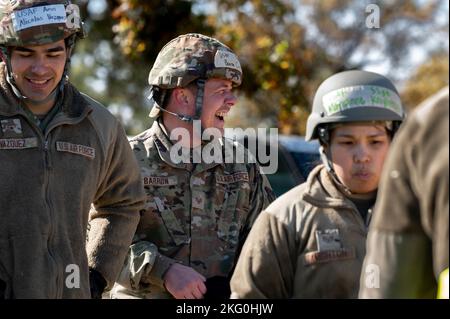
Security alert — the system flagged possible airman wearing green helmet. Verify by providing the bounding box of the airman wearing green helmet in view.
[231,70,405,298]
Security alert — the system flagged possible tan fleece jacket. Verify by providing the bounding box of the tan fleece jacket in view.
[230,165,369,298]
[0,64,144,298]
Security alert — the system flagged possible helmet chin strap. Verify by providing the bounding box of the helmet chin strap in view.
[158,106,195,122]
[157,78,207,124]
[319,144,354,195]
[6,72,61,106]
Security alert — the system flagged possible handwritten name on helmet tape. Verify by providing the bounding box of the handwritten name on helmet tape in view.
[214,49,242,73]
[322,85,403,117]
[0,137,37,149]
[11,4,67,32]
[0,3,82,43]
[56,141,95,160]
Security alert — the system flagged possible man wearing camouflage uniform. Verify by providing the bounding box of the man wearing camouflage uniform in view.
[111,33,275,299]
[0,0,144,298]
[230,70,405,298]
[359,87,449,299]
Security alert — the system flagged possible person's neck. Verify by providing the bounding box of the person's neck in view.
[24,98,56,116]
[162,115,202,148]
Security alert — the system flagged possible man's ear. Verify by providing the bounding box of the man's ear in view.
[173,87,191,106]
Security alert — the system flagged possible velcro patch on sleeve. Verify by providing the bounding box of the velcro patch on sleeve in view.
[56,141,95,159]
[216,172,249,184]
[303,247,356,266]
[0,137,37,150]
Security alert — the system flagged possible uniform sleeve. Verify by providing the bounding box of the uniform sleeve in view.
[114,240,177,290]
[359,96,449,298]
[87,120,146,288]
[230,211,296,298]
[242,164,276,237]
[232,165,276,270]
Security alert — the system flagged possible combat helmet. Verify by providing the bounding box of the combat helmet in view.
[0,0,85,103]
[305,70,405,192]
[306,70,405,142]
[148,33,242,122]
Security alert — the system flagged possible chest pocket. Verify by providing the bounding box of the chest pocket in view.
[214,172,251,248]
[302,228,356,266]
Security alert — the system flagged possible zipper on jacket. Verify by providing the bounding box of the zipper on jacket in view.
[43,135,63,298]
[44,140,52,169]
[42,112,92,298]
[365,208,373,228]
[14,114,61,298]
[43,133,66,298]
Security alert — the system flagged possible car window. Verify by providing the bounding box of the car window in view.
[288,151,321,180]
[265,146,304,197]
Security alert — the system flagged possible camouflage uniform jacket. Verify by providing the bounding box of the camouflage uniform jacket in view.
[0,64,144,298]
[111,121,275,298]
[359,88,449,298]
[230,165,371,298]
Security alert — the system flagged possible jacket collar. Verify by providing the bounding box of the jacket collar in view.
[302,164,354,209]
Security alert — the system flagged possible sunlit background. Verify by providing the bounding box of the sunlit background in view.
[70,0,449,136]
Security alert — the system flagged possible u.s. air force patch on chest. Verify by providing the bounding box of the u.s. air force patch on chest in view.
[56,141,96,159]
[1,118,23,137]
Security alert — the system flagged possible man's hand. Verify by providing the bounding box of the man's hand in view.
[163,263,207,299]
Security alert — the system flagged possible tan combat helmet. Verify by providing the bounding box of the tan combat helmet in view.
[148,33,242,122]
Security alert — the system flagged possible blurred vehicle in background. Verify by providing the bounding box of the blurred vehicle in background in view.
[268,135,320,197]
[226,133,321,197]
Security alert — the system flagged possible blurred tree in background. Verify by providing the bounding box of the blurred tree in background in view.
[71,0,449,135]
[402,53,449,110]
